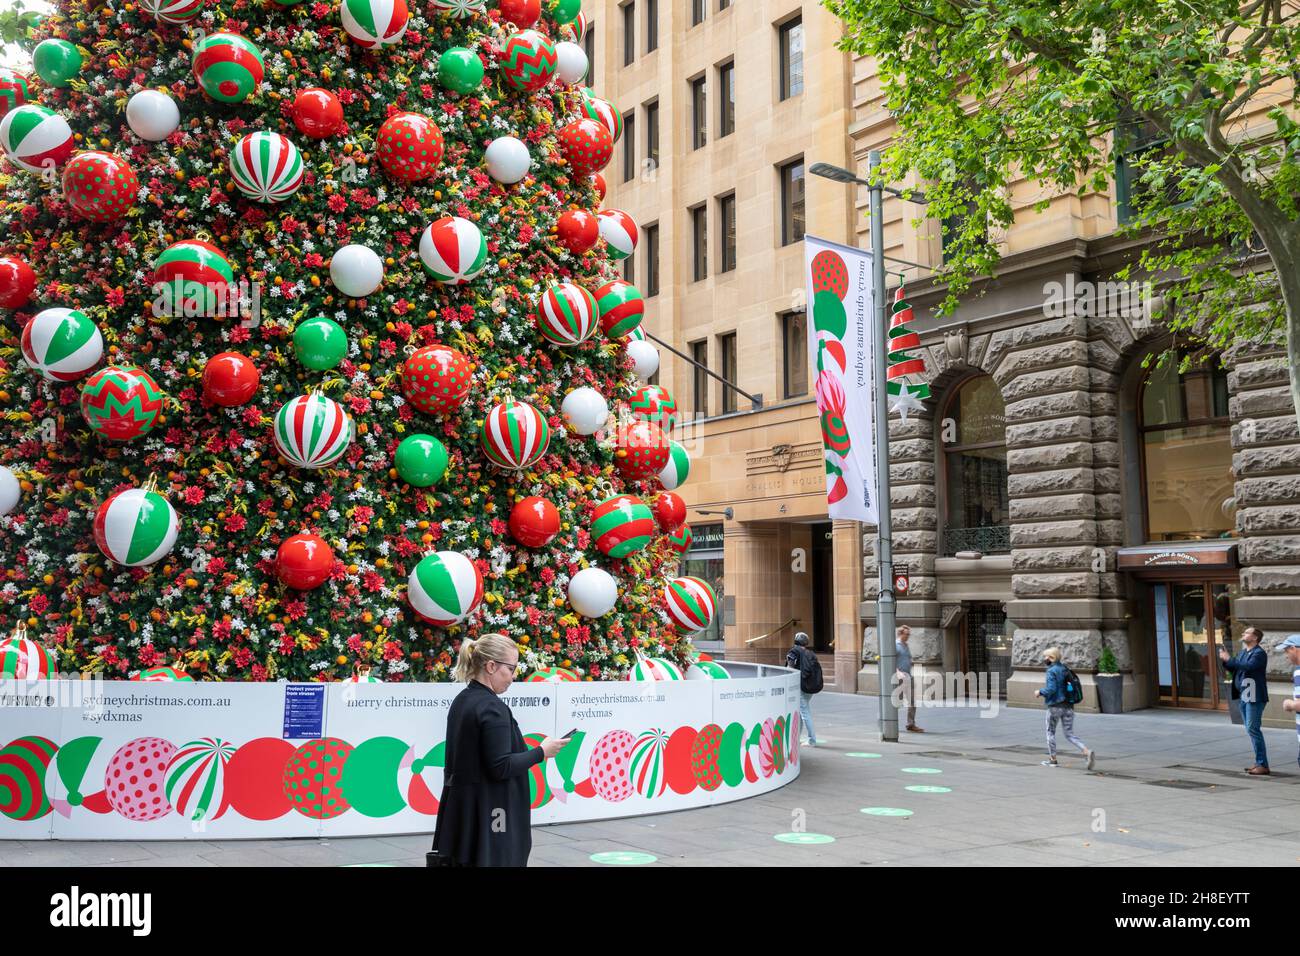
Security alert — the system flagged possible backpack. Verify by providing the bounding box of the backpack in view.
[796,647,824,695]
[1059,665,1084,706]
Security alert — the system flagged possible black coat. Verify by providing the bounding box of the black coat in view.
[431,679,544,867]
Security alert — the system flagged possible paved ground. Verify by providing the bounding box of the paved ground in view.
[5,693,1299,867]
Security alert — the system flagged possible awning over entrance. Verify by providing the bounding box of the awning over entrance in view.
[1116,541,1239,574]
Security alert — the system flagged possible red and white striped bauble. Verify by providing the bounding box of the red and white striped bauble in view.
[480,399,550,470]
[534,282,598,347]
[663,576,718,635]
[272,393,354,469]
[597,209,637,261]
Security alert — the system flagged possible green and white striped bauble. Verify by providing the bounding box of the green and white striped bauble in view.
[92,488,179,567]
[408,551,483,626]
[273,393,354,469]
[21,308,103,382]
[229,131,304,203]
[0,104,74,174]
[658,439,690,490]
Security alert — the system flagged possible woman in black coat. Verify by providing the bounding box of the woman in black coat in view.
[429,633,569,867]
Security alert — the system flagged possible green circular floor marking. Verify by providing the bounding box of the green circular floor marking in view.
[590,851,657,865]
[844,752,883,758]
[905,785,952,793]
[774,832,836,845]
[861,807,914,817]
[901,767,942,774]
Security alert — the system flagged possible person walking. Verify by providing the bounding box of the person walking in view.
[895,625,923,733]
[786,631,823,747]
[1035,647,1094,769]
[428,633,570,867]
[1220,626,1271,775]
[1279,635,1300,770]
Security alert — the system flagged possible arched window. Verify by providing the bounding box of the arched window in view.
[940,375,1009,555]
[1139,358,1234,541]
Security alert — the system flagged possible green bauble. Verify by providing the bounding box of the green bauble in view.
[550,0,581,23]
[438,48,484,94]
[395,434,449,487]
[293,316,347,371]
[32,39,82,88]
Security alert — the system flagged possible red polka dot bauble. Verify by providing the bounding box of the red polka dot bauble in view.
[557,117,612,179]
[202,352,260,407]
[376,111,444,183]
[104,736,176,821]
[292,87,343,139]
[0,256,35,309]
[509,496,560,548]
[615,419,670,481]
[283,738,353,819]
[61,151,138,222]
[276,533,335,591]
[555,208,598,255]
[497,0,541,28]
[401,344,473,416]
[652,491,687,533]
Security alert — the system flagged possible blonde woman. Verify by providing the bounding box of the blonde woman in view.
[428,634,570,867]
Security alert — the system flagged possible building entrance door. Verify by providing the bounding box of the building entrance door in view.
[1152,580,1239,709]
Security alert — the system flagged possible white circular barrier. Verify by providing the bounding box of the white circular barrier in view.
[0,663,801,839]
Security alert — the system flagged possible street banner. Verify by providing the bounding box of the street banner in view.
[804,235,879,523]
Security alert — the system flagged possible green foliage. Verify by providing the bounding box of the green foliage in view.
[829,0,1300,403]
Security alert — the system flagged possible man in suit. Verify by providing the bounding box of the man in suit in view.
[1220,626,1270,775]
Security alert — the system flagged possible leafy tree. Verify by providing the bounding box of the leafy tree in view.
[830,0,1300,417]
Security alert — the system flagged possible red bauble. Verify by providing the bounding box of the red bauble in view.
[653,491,687,533]
[276,533,335,590]
[202,352,260,407]
[555,209,599,255]
[0,256,35,309]
[591,172,606,202]
[557,118,613,179]
[509,496,560,548]
[292,87,343,139]
[498,0,541,27]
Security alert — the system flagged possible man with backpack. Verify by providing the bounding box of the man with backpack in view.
[1035,647,1095,770]
[786,632,823,748]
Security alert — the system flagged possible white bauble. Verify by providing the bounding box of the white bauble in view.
[554,41,589,86]
[330,244,383,297]
[569,567,618,618]
[561,386,609,436]
[484,136,531,185]
[126,90,180,142]
[0,466,19,516]
[627,339,660,381]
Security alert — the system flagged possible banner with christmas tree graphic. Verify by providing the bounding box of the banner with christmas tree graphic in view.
[804,236,879,524]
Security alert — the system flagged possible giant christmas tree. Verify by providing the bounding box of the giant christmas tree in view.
[0,0,708,682]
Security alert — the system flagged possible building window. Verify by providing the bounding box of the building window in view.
[692,0,704,26]
[691,204,708,281]
[646,0,657,52]
[779,16,803,100]
[690,76,707,150]
[718,192,736,273]
[621,111,635,182]
[779,158,805,246]
[644,223,660,296]
[645,100,659,171]
[583,27,595,89]
[622,2,635,66]
[691,339,709,418]
[1139,356,1234,542]
[940,375,1010,556]
[718,61,735,138]
[781,311,807,398]
[718,332,737,414]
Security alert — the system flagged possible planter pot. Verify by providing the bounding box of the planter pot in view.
[1096,673,1124,713]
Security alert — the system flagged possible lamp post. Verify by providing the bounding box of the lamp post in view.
[809,153,927,743]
